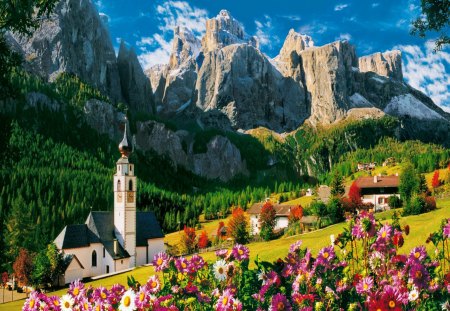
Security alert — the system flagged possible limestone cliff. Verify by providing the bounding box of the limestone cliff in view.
[12,0,122,102]
[359,50,403,81]
[117,41,155,114]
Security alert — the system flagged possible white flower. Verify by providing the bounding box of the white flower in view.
[119,289,136,311]
[213,259,227,281]
[60,294,75,311]
[408,288,419,302]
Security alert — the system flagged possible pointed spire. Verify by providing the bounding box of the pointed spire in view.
[118,115,131,158]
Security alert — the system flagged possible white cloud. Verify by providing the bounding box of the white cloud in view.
[137,1,209,69]
[372,3,380,8]
[255,15,279,49]
[299,22,328,36]
[336,33,352,41]
[334,3,349,11]
[280,15,301,21]
[394,41,450,110]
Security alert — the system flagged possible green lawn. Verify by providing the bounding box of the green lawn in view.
[2,198,449,311]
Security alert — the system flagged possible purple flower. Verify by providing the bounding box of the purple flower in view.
[231,244,249,261]
[408,246,427,263]
[381,285,407,309]
[190,254,207,271]
[146,275,161,294]
[409,263,430,290]
[68,279,85,299]
[315,246,336,268]
[216,289,234,311]
[352,211,376,239]
[355,276,373,294]
[215,249,229,259]
[135,286,152,309]
[443,219,450,238]
[289,240,303,253]
[377,224,393,242]
[153,252,171,272]
[197,291,212,303]
[175,257,189,273]
[23,291,42,311]
[270,293,292,311]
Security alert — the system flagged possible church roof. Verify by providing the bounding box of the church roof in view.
[55,211,164,258]
[136,211,164,246]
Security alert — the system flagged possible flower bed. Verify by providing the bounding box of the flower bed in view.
[23,214,450,310]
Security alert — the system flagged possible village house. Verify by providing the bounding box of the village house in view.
[352,175,400,211]
[248,203,293,234]
[54,124,165,284]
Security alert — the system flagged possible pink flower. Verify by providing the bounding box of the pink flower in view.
[270,293,292,311]
[356,276,373,294]
[153,252,171,272]
[443,219,450,238]
[146,275,161,294]
[175,257,189,273]
[231,244,249,261]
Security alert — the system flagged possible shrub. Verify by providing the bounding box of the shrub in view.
[227,207,250,244]
[198,231,210,249]
[326,197,344,224]
[180,226,197,254]
[388,195,402,209]
[259,202,276,241]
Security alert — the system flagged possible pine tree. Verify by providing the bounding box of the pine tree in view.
[330,171,345,197]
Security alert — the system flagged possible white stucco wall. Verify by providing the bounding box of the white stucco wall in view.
[275,217,289,231]
[63,243,104,278]
[250,215,289,235]
[114,258,130,272]
[250,215,259,235]
[147,238,164,263]
[64,257,84,285]
[362,194,400,212]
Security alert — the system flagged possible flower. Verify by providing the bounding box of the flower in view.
[408,288,419,302]
[135,286,151,309]
[60,294,75,311]
[231,244,249,261]
[409,263,430,290]
[443,219,450,238]
[119,289,136,311]
[68,279,85,299]
[216,289,233,311]
[153,252,171,272]
[377,224,393,241]
[270,293,292,311]
[190,254,206,271]
[23,291,41,311]
[213,259,228,281]
[409,246,427,263]
[215,249,229,259]
[315,246,335,268]
[356,276,373,294]
[381,285,404,311]
[289,240,303,253]
[146,275,161,294]
[175,257,189,274]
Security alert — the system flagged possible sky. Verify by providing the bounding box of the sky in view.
[94,0,450,111]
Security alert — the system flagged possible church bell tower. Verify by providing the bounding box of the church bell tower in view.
[114,121,136,267]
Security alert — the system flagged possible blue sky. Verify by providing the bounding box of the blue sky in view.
[94,0,450,111]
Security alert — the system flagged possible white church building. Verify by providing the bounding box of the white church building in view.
[55,124,165,284]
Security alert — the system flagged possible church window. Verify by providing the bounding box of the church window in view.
[92,250,97,267]
[117,180,121,191]
[130,165,132,171]
[103,247,105,258]
[106,265,110,274]
[129,180,133,191]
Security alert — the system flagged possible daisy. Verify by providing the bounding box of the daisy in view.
[408,288,419,302]
[135,286,150,309]
[289,240,303,253]
[23,291,41,311]
[119,289,136,311]
[216,289,233,311]
[68,279,85,299]
[231,244,249,261]
[269,293,292,311]
[175,257,189,273]
[356,276,373,294]
[152,252,171,272]
[215,249,228,259]
[60,294,75,311]
[146,275,161,294]
[213,259,228,281]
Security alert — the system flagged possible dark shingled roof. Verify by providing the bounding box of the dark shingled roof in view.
[136,211,164,246]
[55,211,164,259]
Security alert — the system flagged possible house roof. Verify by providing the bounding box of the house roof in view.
[247,203,294,216]
[63,254,84,270]
[317,186,331,203]
[299,216,318,224]
[55,211,164,260]
[355,175,399,189]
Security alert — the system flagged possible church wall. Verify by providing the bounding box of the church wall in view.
[136,247,147,266]
[63,243,104,278]
[64,257,84,285]
[114,258,130,272]
[147,238,165,264]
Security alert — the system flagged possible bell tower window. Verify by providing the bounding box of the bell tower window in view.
[117,180,121,191]
[129,180,133,191]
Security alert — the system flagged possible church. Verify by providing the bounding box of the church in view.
[54,124,165,285]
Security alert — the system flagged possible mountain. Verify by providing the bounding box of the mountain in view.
[146,10,450,136]
[9,0,153,115]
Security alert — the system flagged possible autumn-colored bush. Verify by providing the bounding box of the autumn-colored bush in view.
[259,202,276,241]
[198,231,210,249]
[227,207,249,244]
[288,205,303,223]
[180,226,197,254]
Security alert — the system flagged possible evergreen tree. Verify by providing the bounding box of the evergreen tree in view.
[399,163,420,206]
[259,202,276,241]
[330,171,345,197]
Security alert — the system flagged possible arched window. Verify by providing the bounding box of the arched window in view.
[129,180,133,191]
[117,180,121,191]
[92,250,97,267]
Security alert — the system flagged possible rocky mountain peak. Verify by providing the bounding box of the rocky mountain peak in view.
[201,10,258,53]
[169,26,201,70]
[278,29,314,60]
[359,50,403,81]
[12,0,122,102]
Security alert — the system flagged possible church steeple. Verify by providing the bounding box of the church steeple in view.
[118,118,132,158]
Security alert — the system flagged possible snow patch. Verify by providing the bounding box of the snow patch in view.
[384,94,445,120]
[349,93,373,108]
[371,76,387,84]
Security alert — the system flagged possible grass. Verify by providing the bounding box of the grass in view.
[2,198,449,311]
[280,195,315,207]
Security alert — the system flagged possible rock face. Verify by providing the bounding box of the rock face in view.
[359,51,403,81]
[117,41,155,114]
[83,99,124,140]
[196,44,308,131]
[12,0,122,102]
[145,65,168,108]
[201,10,258,53]
[135,120,248,181]
[300,41,358,124]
